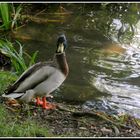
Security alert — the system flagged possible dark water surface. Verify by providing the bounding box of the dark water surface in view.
[12,4,140,118]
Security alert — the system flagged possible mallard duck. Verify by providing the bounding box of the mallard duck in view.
[2,34,69,109]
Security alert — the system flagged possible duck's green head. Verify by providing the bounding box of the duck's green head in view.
[56,34,67,53]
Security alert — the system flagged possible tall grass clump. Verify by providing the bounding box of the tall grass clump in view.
[0,39,38,75]
[0,3,22,31]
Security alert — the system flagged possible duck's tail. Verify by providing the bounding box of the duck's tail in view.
[2,92,24,99]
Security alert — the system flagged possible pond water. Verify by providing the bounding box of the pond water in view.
[12,4,140,118]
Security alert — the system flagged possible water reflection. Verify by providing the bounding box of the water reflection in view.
[12,3,140,118]
[83,40,140,118]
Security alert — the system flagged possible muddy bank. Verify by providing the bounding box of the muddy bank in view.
[3,99,140,137]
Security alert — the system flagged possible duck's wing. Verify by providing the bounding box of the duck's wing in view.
[4,61,54,95]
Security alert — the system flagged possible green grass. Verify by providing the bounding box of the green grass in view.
[0,105,52,137]
[0,71,17,94]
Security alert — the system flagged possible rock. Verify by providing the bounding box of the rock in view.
[101,127,112,135]
[90,125,97,130]
[79,127,87,130]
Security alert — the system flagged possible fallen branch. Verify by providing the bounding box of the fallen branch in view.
[25,15,65,24]
[56,105,133,129]
[12,14,66,24]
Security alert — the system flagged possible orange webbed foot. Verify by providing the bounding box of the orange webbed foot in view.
[36,97,43,106]
[42,96,56,110]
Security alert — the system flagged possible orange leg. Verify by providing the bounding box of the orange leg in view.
[36,97,43,106]
[42,96,56,110]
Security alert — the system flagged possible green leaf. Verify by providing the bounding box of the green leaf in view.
[0,3,11,30]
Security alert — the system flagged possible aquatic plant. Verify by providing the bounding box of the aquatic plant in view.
[0,39,38,75]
